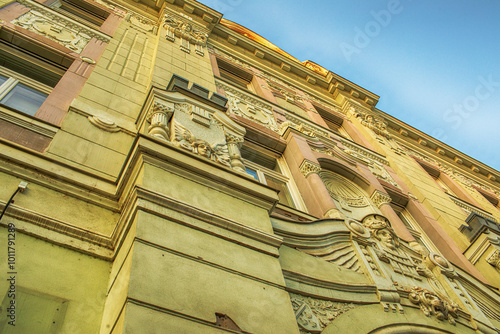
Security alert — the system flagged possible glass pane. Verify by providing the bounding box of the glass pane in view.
[246,167,259,181]
[265,175,295,208]
[0,83,47,116]
[0,74,8,86]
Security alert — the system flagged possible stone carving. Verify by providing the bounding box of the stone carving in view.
[370,190,392,208]
[146,102,174,140]
[163,13,208,47]
[299,160,321,178]
[290,293,356,333]
[267,81,303,103]
[486,250,500,270]
[369,162,401,189]
[282,114,329,138]
[88,115,120,133]
[172,121,231,167]
[129,14,157,33]
[320,171,370,209]
[409,287,459,325]
[13,10,91,53]
[14,0,110,51]
[357,112,391,139]
[362,215,421,280]
[340,140,389,166]
[361,245,382,276]
[310,146,336,158]
[217,81,279,132]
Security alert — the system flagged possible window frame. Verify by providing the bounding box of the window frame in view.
[243,157,307,211]
[0,67,52,116]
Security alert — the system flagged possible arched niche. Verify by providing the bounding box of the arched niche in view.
[319,169,378,220]
[317,157,373,194]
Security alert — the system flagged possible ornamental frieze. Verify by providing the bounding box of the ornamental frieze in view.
[216,81,279,132]
[290,293,356,334]
[320,170,370,209]
[282,113,329,138]
[14,0,110,52]
[163,13,208,46]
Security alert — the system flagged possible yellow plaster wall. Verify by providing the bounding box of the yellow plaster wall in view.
[0,230,110,333]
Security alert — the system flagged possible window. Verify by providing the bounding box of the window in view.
[314,103,351,139]
[216,59,255,92]
[48,0,110,27]
[241,145,304,210]
[392,205,437,254]
[474,187,499,207]
[0,69,50,116]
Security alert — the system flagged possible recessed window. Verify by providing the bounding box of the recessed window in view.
[217,59,255,92]
[49,0,109,27]
[241,145,300,209]
[0,72,49,116]
[314,103,351,138]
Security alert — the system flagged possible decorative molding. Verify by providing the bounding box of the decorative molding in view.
[88,116,121,133]
[210,48,252,69]
[299,160,321,178]
[0,108,57,138]
[408,287,459,325]
[163,11,208,53]
[320,170,370,209]
[14,0,110,51]
[128,13,157,33]
[290,293,356,333]
[172,120,231,168]
[370,190,392,208]
[216,80,279,132]
[282,113,329,138]
[340,139,389,166]
[486,250,500,270]
[369,162,401,189]
[448,195,496,222]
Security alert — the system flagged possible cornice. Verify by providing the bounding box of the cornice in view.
[209,25,379,108]
[377,109,500,186]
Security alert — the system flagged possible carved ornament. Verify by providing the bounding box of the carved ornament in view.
[88,115,120,133]
[210,48,252,69]
[409,287,459,325]
[216,81,279,132]
[299,160,321,178]
[172,121,231,167]
[14,0,110,50]
[370,190,392,208]
[340,140,389,166]
[369,162,401,189]
[163,13,208,46]
[290,293,356,333]
[486,250,500,270]
[282,113,329,138]
[362,214,421,279]
[320,171,370,208]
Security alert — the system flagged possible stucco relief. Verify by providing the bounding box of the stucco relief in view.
[290,293,356,334]
[216,81,279,132]
[163,13,208,50]
[13,10,92,53]
[319,171,370,209]
[362,214,421,280]
[409,287,459,325]
[172,121,231,167]
[281,113,329,138]
[142,89,246,171]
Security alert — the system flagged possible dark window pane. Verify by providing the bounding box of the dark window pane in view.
[1,83,47,116]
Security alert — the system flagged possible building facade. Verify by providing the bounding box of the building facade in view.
[0,0,499,333]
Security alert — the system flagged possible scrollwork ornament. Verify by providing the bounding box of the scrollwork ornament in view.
[408,287,459,325]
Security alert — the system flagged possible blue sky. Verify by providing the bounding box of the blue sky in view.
[197,0,500,172]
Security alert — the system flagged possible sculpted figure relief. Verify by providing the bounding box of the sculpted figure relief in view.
[173,121,231,167]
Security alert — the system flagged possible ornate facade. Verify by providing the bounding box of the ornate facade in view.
[0,0,499,333]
